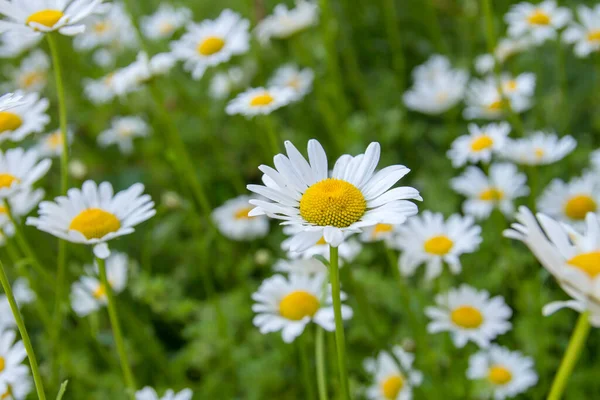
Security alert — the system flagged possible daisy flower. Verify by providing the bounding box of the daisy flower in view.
[505,1,572,45]
[211,195,270,241]
[73,2,137,52]
[6,50,49,92]
[0,31,40,58]
[0,187,45,237]
[70,252,128,317]
[112,52,177,96]
[226,86,295,117]
[450,163,529,219]
[97,116,150,154]
[135,387,192,400]
[0,367,32,400]
[474,37,533,74]
[36,127,74,158]
[500,72,536,101]
[83,72,118,105]
[363,346,423,400]
[273,258,328,276]
[500,131,576,166]
[447,122,511,168]
[425,285,512,348]
[0,90,49,143]
[359,223,402,243]
[467,345,537,400]
[564,5,600,58]
[141,4,191,40]
[268,64,314,102]
[170,9,250,80]
[252,273,352,343]
[209,66,249,100]
[282,226,362,264]
[255,0,319,44]
[247,139,422,251]
[464,77,532,120]
[0,0,105,36]
[393,211,482,280]
[26,180,156,258]
[0,329,28,384]
[0,148,50,199]
[68,159,87,180]
[537,174,599,227]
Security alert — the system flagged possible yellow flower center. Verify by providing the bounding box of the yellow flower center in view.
[381,374,404,399]
[93,283,107,299]
[21,71,45,89]
[0,112,23,133]
[0,174,19,189]
[0,206,6,215]
[504,80,518,92]
[423,235,454,256]
[372,223,393,238]
[470,135,494,152]
[93,21,109,33]
[197,36,225,56]
[479,188,504,201]
[451,305,483,328]
[487,100,505,111]
[527,9,551,25]
[287,77,301,89]
[279,290,320,320]
[159,22,175,34]
[567,252,600,278]
[300,178,367,228]
[587,30,600,42]
[564,195,597,220]
[68,208,121,240]
[47,131,63,149]
[488,365,512,385]
[534,148,544,158]
[26,10,64,28]
[0,356,4,372]
[249,93,275,107]
[234,206,254,220]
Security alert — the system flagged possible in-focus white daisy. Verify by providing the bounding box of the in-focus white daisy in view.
[255,0,319,44]
[0,148,50,199]
[363,346,423,400]
[211,195,270,241]
[73,2,137,52]
[500,72,536,101]
[248,139,422,251]
[564,5,600,58]
[112,52,176,96]
[135,387,192,400]
[447,122,511,168]
[0,31,40,58]
[282,226,362,264]
[6,50,49,92]
[209,66,249,100]
[467,345,537,400]
[226,86,295,117]
[500,131,576,166]
[505,1,572,44]
[141,4,191,40]
[0,93,24,112]
[0,187,45,238]
[537,174,599,227]
[36,127,74,158]
[403,55,469,115]
[464,77,532,120]
[83,72,118,105]
[450,163,529,219]
[26,180,156,258]
[170,9,250,80]
[70,252,128,317]
[474,37,532,75]
[97,116,150,154]
[252,273,352,343]
[268,64,314,102]
[0,367,32,400]
[359,223,401,244]
[273,258,328,276]
[0,329,28,384]
[425,285,512,348]
[393,211,482,280]
[0,0,105,36]
[0,91,49,143]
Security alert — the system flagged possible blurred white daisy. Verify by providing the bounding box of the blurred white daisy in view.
[282,227,362,264]
[135,387,192,400]
[0,278,37,328]
[6,50,49,92]
[141,4,191,40]
[209,66,249,100]
[500,131,576,166]
[252,273,352,343]
[255,0,319,44]
[91,48,115,67]
[73,2,137,52]
[268,64,314,102]
[70,252,128,317]
[591,149,600,172]
[464,77,532,120]
[170,9,250,80]
[26,180,156,258]
[0,93,24,112]
[0,90,49,143]
[112,52,176,96]
[564,5,600,58]
[359,223,401,243]
[425,285,512,348]
[0,187,45,238]
[0,0,105,36]
[363,346,423,400]
[226,86,296,117]
[68,159,87,180]
[474,37,533,74]
[447,122,511,168]
[467,345,537,400]
[0,148,50,199]
[211,195,270,241]
[273,258,327,276]
[450,163,529,219]
[36,127,74,158]
[393,211,482,280]
[537,174,599,227]
[505,0,572,44]
[83,72,118,105]
[0,31,40,58]
[97,116,150,154]
[0,366,31,400]
[248,139,421,251]
[0,329,28,384]
[500,72,536,101]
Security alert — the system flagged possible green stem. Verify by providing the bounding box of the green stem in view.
[547,311,591,400]
[556,34,568,131]
[261,115,281,157]
[0,260,46,400]
[315,325,329,400]
[328,246,350,400]
[381,0,405,92]
[299,334,316,400]
[424,0,446,53]
[97,257,136,399]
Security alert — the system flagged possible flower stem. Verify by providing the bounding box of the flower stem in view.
[0,260,46,400]
[547,311,591,400]
[97,257,136,399]
[381,0,405,93]
[315,325,329,400]
[299,333,316,400]
[424,0,447,53]
[328,245,350,400]
[261,116,281,157]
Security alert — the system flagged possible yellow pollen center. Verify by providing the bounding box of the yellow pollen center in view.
[26,9,64,28]
[249,93,275,107]
[159,22,175,34]
[0,174,19,189]
[567,252,600,278]
[451,305,483,328]
[300,178,367,228]
[93,21,109,33]
[93,284,107,299]
[288,77,301,89]
[424,235,454,255]
[488,365,512,385]
[0,356,4,372]
[373,223,393,238]
[47,131,63,149]
[0,206,6,215]
[470,135,494,152]
[480,187,504,201]
[197,36,225,56]
[279,290,320,320]
[234,206,254,220]
[0,112,23,133]
[504,80,518,91]
[564,195,597,220]
[528,9,551,25]
[534,148,544,158]
[588,30,600,42]
[381,375,404,399]
[21,71,44,89]
[316,236,327,245]
[487,100,505,111]
[68,208,121,240]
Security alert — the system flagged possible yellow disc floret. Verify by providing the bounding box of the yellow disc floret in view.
[234,206,254,220]
[480,188,504,201]
[0,112,23,134]
[279,290,320,320]
[564,195,597,220]
[69,208,121,240]
[0,174,19,190]
[300,178,366,228]
[567,252,600,278]
[381,375,404,399]
[470,135,494,152]
[26,10,64,28]
[250,93,274,107]
[527,9,551,25]
[488,365,512,385]
[197,36,225,56]
[424,235,454,256]
[451,305,483,329]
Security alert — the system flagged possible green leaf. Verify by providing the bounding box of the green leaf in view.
[55,380,68,400]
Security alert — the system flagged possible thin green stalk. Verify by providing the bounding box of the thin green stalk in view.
[299,334,316,400]
[97,257,136,399]
[556,34,568,131]
[547,311,591,400]
[315,326,329,400]
[0,260,46,400]
[261,116,281,157]
[424,0,447,53]
[381,0,406,93]
[328,246,350,400]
